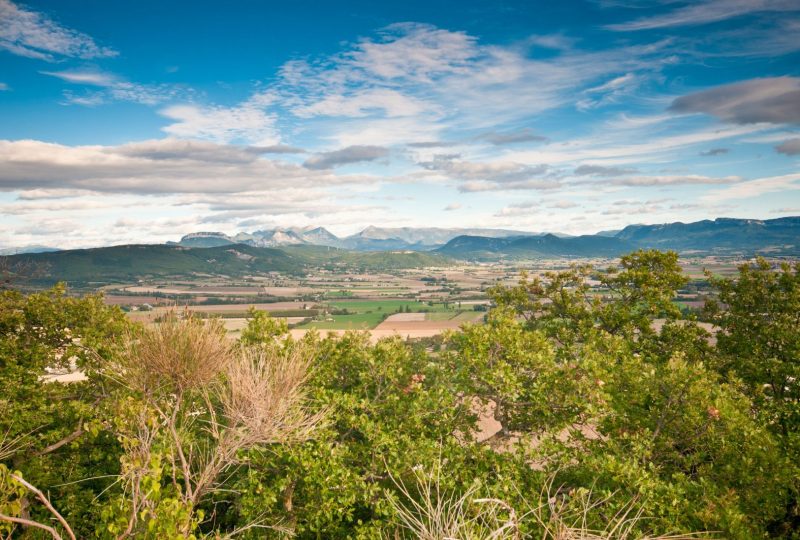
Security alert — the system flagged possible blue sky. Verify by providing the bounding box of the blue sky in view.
[1,0,799,248]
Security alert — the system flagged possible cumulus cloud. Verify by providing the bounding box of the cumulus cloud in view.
[160,102,279,145]
[406,141,460,148]
[494,200,540,217]
[607,0,800,31]
[704,173,800,201]
[775,138,800,155]
[419,155,557,192]
[700,147,729,156]
[478,128,547,145]
[0,138,378,194]
[303,145,390,169]
[256,144,306,154]
[574,164,637,176]
[549,200,579,209]
[0,81,7,90]
[0,0,117,60]
[113,139,271,163]
[670,77,800,124]
[443,202,462,211]
[614,174,741,186]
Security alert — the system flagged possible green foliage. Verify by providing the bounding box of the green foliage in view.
[235,332,534,538]
[447,307,601,436]
[708,259,800,437]
[707,258,800,535]
[0,283,130,536]
[483,251,793,537]
[240,307,289,345]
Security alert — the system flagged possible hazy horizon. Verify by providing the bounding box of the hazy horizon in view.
[1,0,799,249]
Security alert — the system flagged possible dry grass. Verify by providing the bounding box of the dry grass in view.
[386,464,519,540]
[526,484,715,540]
[386,464,715,540]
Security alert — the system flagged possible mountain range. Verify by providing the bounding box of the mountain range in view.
[173,217,800,259]
[0,245,59,256]
[172,226,542,251]
[436,217,800,260]
[2,217,798,284]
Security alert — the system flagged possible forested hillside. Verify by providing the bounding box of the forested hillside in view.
[1,250,798,539]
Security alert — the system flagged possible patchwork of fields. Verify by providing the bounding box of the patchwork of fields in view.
[111,255,746,341]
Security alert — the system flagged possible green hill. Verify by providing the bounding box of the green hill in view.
[437,234,635,260]
[3,243,452,285]
[5,244,303,284]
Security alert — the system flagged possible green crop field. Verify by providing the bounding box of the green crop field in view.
[300,312,387,329]
[326,299,450,313]
[298,299,462,329]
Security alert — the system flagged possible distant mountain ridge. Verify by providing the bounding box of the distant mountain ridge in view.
[436,234,636,260]
[0,245,60,256]
[437,216,800,260]
[4,218,797,279]
[171,217,799,258]
[173,226,542,251]
[614,217,800,252]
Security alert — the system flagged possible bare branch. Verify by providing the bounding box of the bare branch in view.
[0,512,63,540]
[9,474,76,540]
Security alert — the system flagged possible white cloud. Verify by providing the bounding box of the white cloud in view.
[607,0,800,31]
[347,23,478,82]
[418,155,558,192]
[0,81,8,90]
[42,69,179,106]
[0,0,117,60]
[160,103,279,145]
[704,173,800,201]
[267,23,680,147]
[577,73,645,110]
[670,77,800,125]
[549,200,579,209]
[0,138,379,194]
[293,88,430,118]
[304,145,389,169]
[41,69,117,86]
[613,175,741,186]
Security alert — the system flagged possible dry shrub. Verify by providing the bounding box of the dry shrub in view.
[386,464,519,540]
[114,317,326,531]
[527,485,716,540]
[123,312,233,391]
[220,346,326,447]
[387,465,715,540]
